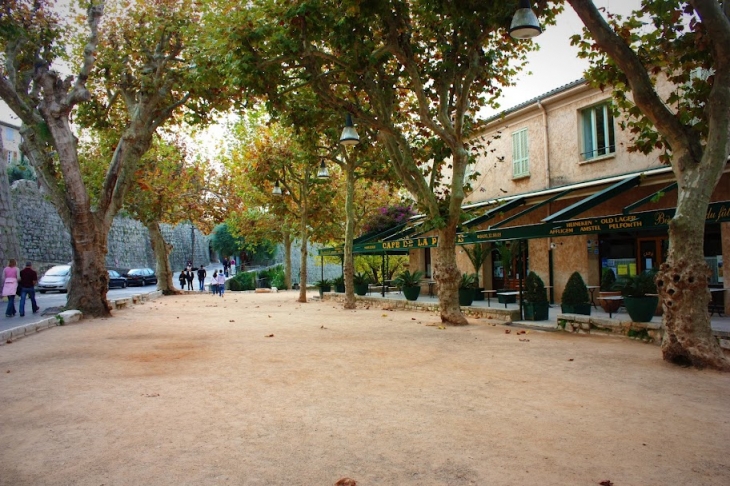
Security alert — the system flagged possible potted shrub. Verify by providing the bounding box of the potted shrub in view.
[353,272,371,296]
[333,275,346,293]
[393,269,424,301]
[523,271,549,320]
[458,273,477,306]
[598,268,622,314]
[464,244,488,301]
[620,271,659,322]
[561,271,591,315]
[315,278,332,298]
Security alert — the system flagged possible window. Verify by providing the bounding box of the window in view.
[4,127,14,142]
[511,128,529,178]
[581,103,615,160]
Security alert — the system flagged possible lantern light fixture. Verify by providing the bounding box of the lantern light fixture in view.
[339,113,360,146]
[509,0,542,40]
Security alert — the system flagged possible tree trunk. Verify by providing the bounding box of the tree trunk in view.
[147,221,180,295]
[66,215,112,317]
[343,162,356,309]
[435,224,468,325]
[283,231,292,290]
[657,172,729,370]
[0,141,22,264]
[297,197,308,303]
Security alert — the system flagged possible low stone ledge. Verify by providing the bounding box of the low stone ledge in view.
[557,313,664,344]
[58,310,82,324]
[112,298,132,309]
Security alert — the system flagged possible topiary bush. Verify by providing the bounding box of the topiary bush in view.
[562,271,590,305]
[525,271,548,304]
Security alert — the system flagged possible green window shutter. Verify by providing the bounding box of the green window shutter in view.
[512,129,529,177]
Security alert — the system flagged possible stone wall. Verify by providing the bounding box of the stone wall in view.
[7,180,210,272]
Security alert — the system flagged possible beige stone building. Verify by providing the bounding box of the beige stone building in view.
[352,79,729,312]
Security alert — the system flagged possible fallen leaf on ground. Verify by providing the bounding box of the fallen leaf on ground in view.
[517,330,526,335]
[599,481,613,486]
[438,326,445,330]
[504,329,511,334]
[334,478,357,486]
[519,338,530,342]
[229,320,234,322]
[568,358,574,361]
[265,334,274,338]
[411,318,416,320]
[321,325,327,329]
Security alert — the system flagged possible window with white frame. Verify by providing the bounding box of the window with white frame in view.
[4,127,15,141]
[512,128,529,178]
[581,102,615,160]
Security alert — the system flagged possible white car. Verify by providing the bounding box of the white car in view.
[38,264,71,293]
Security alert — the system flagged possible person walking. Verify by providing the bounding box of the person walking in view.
[217,270,226,297]
[197,265,207,291]
[18,261,39,317]
[2,259,21,317]
[211,270,218,295]
[178,269,187,290]
[222,257,229,277]
[185,268,194,290]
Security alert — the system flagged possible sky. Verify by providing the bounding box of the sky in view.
[1,0,641,127]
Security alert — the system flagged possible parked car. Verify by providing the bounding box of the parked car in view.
[38,264,71,293]
[124,268,157,286]
[107,270,127,289]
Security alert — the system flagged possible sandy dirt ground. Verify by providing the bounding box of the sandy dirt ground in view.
[1,290,729,486]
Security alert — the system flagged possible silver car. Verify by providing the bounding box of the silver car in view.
[38,264,71,293]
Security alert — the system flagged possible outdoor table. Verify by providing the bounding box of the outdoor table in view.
[496,291,519,309]
[482,289,497,307]
[587,285,600,308]
[428,281,437,297]
[598,295,623,318]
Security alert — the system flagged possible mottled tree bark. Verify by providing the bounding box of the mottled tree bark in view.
[147,221,180,295]
[343,158,356,309]
[297,195,309,303]
[283,231,292,290]
[0,139,23,265]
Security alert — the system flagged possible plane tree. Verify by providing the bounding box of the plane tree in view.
[203,0,558,324]
[568,0,730,369]
[0,0,233,316]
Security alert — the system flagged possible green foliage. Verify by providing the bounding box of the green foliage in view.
[332,275,345,286]
[562,272,590,305]
[210,223,244,258]
[620,271,658,298]
[314,278,333,289]
[459,273,477,289]
[525,271,548,304]
[6,157,36,183]
[393,269,424,289]
[463,244,488,276]
[229,271,256,291]
[257,265,285,289]
[353,272,372,285]
[600,268,617,292]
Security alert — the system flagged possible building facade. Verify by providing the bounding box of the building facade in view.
[353,79,729,313]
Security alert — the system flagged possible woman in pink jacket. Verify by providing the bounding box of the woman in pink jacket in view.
[2,259,21,317]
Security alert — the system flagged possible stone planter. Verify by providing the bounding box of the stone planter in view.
[335,283,345,293]
[473,287,485,301]
[598,291,622,314]
[624,296,659,322]
[354,283,368,296]
[458,288,475,306]
[402,286,421,301]
[523,302,549,321]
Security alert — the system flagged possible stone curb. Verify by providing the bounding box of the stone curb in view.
[0,290,162,346]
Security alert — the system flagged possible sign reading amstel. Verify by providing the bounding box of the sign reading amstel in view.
[345,201,730,254]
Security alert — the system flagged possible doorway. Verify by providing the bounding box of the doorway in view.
[637,237,668,273]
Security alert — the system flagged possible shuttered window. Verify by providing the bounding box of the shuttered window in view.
[512,128,529,178]
[581,102,615,160]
